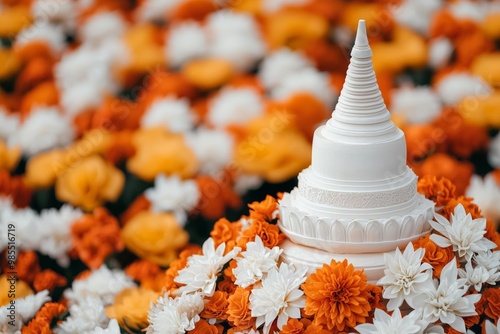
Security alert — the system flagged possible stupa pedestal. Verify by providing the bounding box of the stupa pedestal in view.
[277,20,435,283]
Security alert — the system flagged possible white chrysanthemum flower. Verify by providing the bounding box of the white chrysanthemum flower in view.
[430,203,497,262]
[458,260,500,292]
[80,12,127,46]
[233,236,282,288]
[435,72,492,106]
[258,48,312,90]
[391,0,442,35]
[261,0,310,13]
[54,297,109,334]
[355,308,422,334]
[249,263,307,334]
[234,174,264,195]
[271,68,337,107]
[144,174,200,227]
[16,22,66,55]
[175,238,241,297]
[488,132,500,168]
[64,265,136,306]
[146,292,204,334]
[411,259,481,333]
[0,205,39,251]
[135,0,183,22]
[206,11,266,72]
[87,319,121,334]
[185,127,233,175]
[36,205,83,267]
[141,96,195,133]
[449,1,486,22]
[208,87,264,128]
[466,174,500,224]
[32,0,76,32]
[8,107,75,157]
[0,107,19,140]
[474,250,500,273]
[428,38,454,69]
[0,290,50,331]
[391,86,442,124]
[485,319,500,334]
[166,22,209,68]
[422,324,445,334]
[377,243,433,311]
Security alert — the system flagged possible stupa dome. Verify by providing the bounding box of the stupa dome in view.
[278,20,435,282]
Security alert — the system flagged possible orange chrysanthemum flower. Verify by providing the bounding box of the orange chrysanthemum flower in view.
[120,194,151,225]
[195,175,242,220]
[201,290,229,322]
[103,130,136,165]
[13,250,40,284]
[71,207,124,269]
[413,234,455,278]
[187,319,220,334]
[33,269,67,292]
[210,218,241,254]
[217,276,237,295]
[417,175,457,208]
[478,287,500,322]
[164,245,202,293]
[226,287,255,331]
[485,220,500,251]
[0,170,32,208]
[237,219,286,250]
[303,322,331,334]
[280,318,304,334]
[302,259,372,332]
[125,260,165,292]
[22,302,67,334]
[248,195,278,222]
[441,196,482,220]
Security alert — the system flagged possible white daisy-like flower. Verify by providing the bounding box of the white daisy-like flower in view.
[146,292,204,334]
[488,132,500,168]
[428,38,454,69]
[175,238,241,297]
[435,72,492,106]
[233,236,282,288]
[0,107,19,140]
[466,173,500,224]
[271,68,337,108]
[485,319,500,334]
[135,0,183,22]
[64,265,136,306]
[87,319,121,334]
[411,259,481,333]
[8,107,75,157]
[429,203,497,262]
[391,86,442,124]
[16,22,66,55]
[141,96,195,133]
[36,205,83,267]
[422,324,445,334]
[258,49,312,91]
[144,174,200,227]
[206,10,266,72]
[457,260,500,292]
[249,262,307,334]
[377,243,433,311]
[80,12,127,46]
[391,0,442,35]
[185,127,233,175]
[55,297,109,334]
[449,1,486,22]
[474,250,500,273]
[207,87,264,128]
[261,0,310,13]
[0,205,39,252]
[0,290,50,332]
[233,174,264,195]
[166,22,209,68]
[355,308,422,334]
[31,0,77,32]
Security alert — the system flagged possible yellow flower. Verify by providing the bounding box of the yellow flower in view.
[0,140,20,171]
[458,91,500,128]
[106,287,158,330]
[55,155,125,211]
[471,52,500,87]
[127,127,198,181]
[0,6,32,38]
[25,149,66,189]
[234,113,311,183]
[122,211,189,266]
[183,58,234,90]
[0,275,33,307]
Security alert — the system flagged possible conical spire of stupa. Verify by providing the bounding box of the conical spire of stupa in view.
[322,20,399,143]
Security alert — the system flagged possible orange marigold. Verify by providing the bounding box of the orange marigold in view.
[195,174,242,220]
[71,207,124,269]
[226,287,255,331]
[33,269,67,292]
[485,220,500,251]
[441,196,482,220]
[210,218,241,254]
[303,322,331,334]
[102,130,136,165]
[14,251,40,284]
[237,219,286,250]
[413,234,455,278]
[218,276,237,294]
[280,318,304,334]
[120,194,151,225]
[248,195,278,222]
[22,302,67,334]
[479,288,500,322]
[417,175,456,208]
[302,259,372,332]
[125,260,164,292]
[0,170,32,208]
[201,291,229,322]
[187,319,220,334]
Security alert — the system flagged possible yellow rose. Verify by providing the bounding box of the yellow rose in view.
[55,155,125,211]
[106,287,158,330]
[122,211,189,266]
[0,140,20,171]
[127,128,198,181]
[0,275,33,307]
[234,113,311,183]
[25,149,66,189]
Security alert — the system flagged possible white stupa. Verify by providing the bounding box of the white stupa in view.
[278,20,435,282]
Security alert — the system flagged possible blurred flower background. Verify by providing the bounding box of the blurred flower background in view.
[0,0,500,332]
